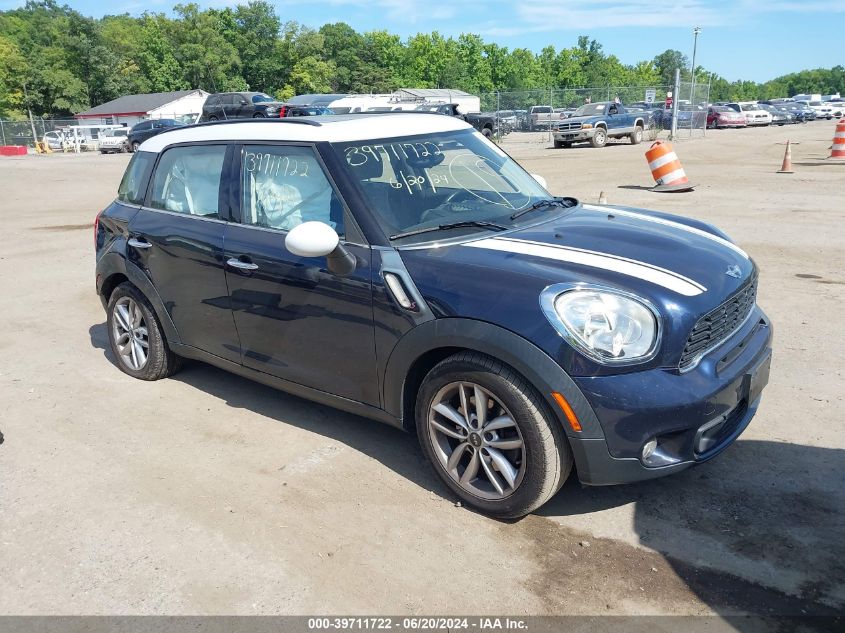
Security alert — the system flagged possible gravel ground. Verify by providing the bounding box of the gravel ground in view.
[0,121,842,620]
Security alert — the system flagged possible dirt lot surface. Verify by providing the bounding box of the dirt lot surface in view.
[0,122,843,622]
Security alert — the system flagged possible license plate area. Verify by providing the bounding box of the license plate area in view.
[748,350,772,405]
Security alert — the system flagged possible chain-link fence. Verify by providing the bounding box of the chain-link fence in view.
[481,82,710,142]
[0,112,201,149]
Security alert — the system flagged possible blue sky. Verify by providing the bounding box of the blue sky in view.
[3,1,843,82]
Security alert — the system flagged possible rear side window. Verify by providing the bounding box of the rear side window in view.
[117,151,155,205]
[149,145,227,219]
[240,145,344,236]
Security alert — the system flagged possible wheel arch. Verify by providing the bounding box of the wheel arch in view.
[382,318,603,439]
[97,253,182,346]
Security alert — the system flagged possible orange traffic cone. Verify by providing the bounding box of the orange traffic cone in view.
[830,119,845,159]
[777,140,794,173]
[645,141,693,192]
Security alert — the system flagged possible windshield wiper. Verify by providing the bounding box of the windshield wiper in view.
[389,220,508,241]
[510,197,578,220]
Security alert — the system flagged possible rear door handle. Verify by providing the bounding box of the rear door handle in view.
[226,257,259,271]
[127,237,152,249]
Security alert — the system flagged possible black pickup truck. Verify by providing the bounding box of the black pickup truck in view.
[414,103,497,138]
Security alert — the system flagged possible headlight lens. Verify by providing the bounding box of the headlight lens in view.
[552,290,659,363]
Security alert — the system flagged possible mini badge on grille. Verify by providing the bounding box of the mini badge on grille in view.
[725,265,742,279]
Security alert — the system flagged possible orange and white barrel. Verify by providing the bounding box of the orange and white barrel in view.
[645,141,692,191]
[831,119,845,159]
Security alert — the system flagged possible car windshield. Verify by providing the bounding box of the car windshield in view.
[712,106,730,112]
[332,129,552,242]
[252,94,275,103]
[573,104,606,116]
[294,106,334,116]
[107,129,127,136]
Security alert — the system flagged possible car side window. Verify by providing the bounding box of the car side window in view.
[149,145,226,219]
[117,151,155,205]
[240,145,344,236]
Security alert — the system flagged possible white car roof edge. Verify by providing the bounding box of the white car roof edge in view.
[139,113,474,154]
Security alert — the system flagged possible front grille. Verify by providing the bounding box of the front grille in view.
[679,275,758,370]
[556,122,582,132]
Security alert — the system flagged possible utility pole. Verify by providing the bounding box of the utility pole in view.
[690,26,701,107]
[22,80,38,148]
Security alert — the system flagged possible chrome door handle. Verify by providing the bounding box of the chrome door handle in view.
[226,258,259,271]
[127,238,152,249]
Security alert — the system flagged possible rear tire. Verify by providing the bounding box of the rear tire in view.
[416,351,571,518]
[630,125,643,145]
[106,283,181,381]
[208,115,218,122]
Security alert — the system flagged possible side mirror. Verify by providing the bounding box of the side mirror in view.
[285,221,356,276]
[530,173,548,190]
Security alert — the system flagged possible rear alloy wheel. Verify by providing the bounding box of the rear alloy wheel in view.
[590,127,607,148]
[253,112,266,118]
[107,283,181,381]
[630,125,643,145]
[417,352,571,518]
[208,116,218,122]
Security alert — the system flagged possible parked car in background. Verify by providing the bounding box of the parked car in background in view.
[42,130,65,151]
[827,100,844,118]
[553,101,647,148]
[778,102,815,122]
[527,105,559,131]
[96,113,771,518]
[99,128,129,153]
[796,100,834,119]
[278,104,335,117]
[201,92,285,121]
[655,104,707,129]
[494,110,518,133]
[414,103,497,138]
[128,119,183,152]
[758,104,792,125]
[725,103,772,126]
[707,106,746,128]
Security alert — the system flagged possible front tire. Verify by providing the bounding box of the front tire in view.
[482,127,493,139]
[131,141,140,152]
[106,283,181,381]
[590,128,607,148]
[416,352,571,518]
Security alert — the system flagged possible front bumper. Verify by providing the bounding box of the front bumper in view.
[554,129,594,142]
[566,306,772,485]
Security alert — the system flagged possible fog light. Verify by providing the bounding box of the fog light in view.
[642,438,658,461]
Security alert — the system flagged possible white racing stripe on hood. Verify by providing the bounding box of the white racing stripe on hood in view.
[466,237,706,296]
[581,203,749,259]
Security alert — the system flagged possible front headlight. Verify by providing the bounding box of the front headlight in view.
[582,123,593,129]
[542,287,660,364]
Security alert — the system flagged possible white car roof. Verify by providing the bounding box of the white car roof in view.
[139,113,473,154]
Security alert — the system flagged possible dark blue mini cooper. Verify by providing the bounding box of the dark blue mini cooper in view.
[95,114,772,518]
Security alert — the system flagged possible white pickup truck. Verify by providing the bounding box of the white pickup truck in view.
[526,105,561,131]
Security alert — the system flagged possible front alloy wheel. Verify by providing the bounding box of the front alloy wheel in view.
[416,352,572,518]
[428,382,526,499]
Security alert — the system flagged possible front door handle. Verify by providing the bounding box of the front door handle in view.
[226,257,259,271]
[128,237,152,249]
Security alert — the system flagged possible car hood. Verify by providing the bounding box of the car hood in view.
[398,203,756,374]
[561,115,602,124]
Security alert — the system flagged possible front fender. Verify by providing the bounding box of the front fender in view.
[382,318,603,439]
